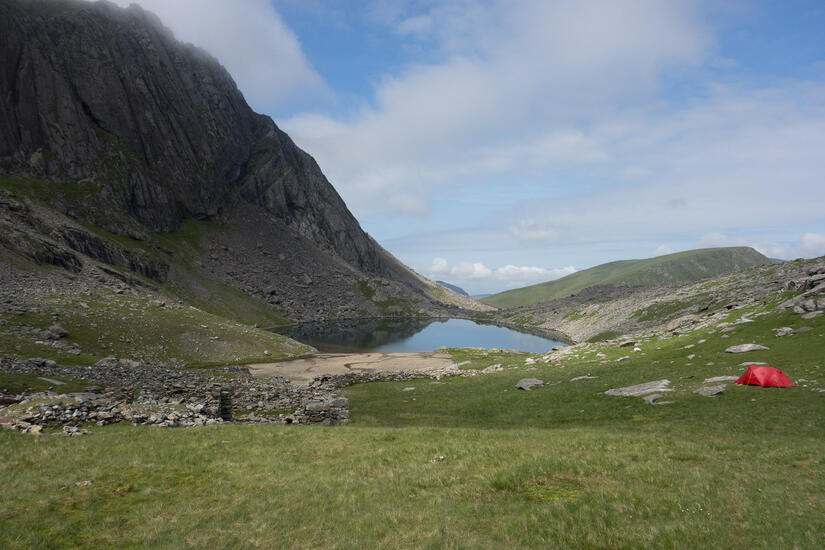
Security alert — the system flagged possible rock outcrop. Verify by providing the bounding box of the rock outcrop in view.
[0,0,485,321]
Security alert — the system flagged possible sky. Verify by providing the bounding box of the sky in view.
[110,0,825,295]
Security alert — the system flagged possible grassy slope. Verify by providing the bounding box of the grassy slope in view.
[0,290,312,367]
[2,298,823,548]
[482,247,770,308]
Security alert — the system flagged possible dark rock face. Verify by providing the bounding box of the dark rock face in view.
[0,0,400,279]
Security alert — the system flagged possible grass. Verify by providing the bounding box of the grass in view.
[481,247,771,308]
[587,330,621,343]
[0,373,91,394]
[1,293,823,547]
[0,290,311,366]
[632,298,702,323]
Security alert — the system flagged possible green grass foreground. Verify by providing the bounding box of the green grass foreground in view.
[2,304,824,548]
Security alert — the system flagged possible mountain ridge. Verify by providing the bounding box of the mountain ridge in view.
[482,247,771,309]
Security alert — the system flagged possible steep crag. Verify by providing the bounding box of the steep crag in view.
[0,0,487,324]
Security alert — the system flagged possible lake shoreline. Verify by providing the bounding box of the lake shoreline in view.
[272,317,571,354]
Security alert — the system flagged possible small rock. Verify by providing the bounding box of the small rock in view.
[725,344,769,353]
[773,327,794,337]
[704,376,739,383]
[402,387,416,392]
[801,311,823,320]
[687,354,696,360]
[616,356,630,362]
[793,326,814,334]
[694,385,725,397]
[570,375,598,382]
[619,341,636,348]
[515,378,544,391]
[48,324,68,338]
[482,364,503,373]
[524,358,536,365]
[738,361,767,367]
[642,393,672,405]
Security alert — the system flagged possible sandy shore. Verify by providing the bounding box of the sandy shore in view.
[247,352,455,385]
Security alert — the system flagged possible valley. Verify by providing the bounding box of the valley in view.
[1,1,823,548]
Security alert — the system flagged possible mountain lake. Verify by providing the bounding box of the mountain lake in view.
[274,318,567,353]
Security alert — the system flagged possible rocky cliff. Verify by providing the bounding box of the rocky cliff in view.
[0,0,487,322]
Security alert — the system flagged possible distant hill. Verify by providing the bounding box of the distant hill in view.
[481,247,771,309]
[436,281,469,296]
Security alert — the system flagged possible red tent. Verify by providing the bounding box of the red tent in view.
[735,365,797,387]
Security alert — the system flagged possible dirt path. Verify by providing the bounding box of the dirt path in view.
[247,352,455,385]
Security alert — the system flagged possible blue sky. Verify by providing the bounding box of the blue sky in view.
[113,0,825,294]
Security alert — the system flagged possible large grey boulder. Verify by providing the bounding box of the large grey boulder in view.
[725,344,769,353]
[515,378,544,391]
[604,380,672,397]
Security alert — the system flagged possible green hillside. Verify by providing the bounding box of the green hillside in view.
[481,247,770,308]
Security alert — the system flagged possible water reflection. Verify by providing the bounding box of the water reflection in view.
[274,318,566,354]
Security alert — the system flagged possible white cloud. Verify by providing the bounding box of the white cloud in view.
[494,83,825,246]
[427,257,575,294]
[508,220,562,243]
[801,233,825,257]
[654,244,674,256]
[283,0,711,218]
[107,0,329,113]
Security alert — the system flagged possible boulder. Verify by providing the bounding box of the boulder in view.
[619,341,636,348]
[482,364,503,373]
[773,327,794,337]
[725,344,769,353]
[604,380,672,397]
[515,378,544,391]
[801,311,823,320]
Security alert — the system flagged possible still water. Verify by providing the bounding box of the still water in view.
[275,318,566,354]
